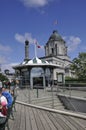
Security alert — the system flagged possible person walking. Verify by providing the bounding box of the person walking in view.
[2,87,13,108]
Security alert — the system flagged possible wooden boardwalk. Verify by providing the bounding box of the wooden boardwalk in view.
[6,88,86,130]
[7,101,86,130]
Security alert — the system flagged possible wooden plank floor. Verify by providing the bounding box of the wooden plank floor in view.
[5,88,86,130]
[6,102,86,130]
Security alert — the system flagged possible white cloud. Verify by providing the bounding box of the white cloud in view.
[1,62,19,73]
[63,36,81,52]
[0,56,15,72]
[0,44,11,52]
[0,44,12,64]
[0,56,7,64]
[20,0,53,8]
[1,64,12,73]
[15,33,35,44]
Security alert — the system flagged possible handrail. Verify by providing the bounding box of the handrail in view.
[56,86,83,113]
[16,100,86,120]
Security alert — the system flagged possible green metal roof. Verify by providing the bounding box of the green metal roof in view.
[22,57,49,65]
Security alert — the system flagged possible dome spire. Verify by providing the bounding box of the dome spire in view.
[49,30,63,41]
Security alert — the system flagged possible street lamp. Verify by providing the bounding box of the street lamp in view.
[50,68,54,109]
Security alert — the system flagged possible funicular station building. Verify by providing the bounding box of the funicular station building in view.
[13,30,73,88]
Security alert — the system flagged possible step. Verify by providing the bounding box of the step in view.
[33,101,63,106]
[54,105,65,110]
[31,96,60,103]
[38,104,65,110]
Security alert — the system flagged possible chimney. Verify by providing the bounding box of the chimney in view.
[24,40,29,61]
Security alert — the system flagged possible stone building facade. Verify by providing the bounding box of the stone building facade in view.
[40,30,73,81]
[13,30,73,87]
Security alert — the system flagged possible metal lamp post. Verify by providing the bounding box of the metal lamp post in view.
[50,68,54,109]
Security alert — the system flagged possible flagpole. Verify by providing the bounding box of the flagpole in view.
[34,39,41,57]
[35,43,37,57]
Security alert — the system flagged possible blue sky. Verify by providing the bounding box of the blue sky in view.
[0,0,86,72]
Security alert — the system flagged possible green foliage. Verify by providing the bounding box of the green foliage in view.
[71,52,86,80]
[0,73,8,82]
[65,76,78,84]
[65,76,86,83]
[65,76,78,81]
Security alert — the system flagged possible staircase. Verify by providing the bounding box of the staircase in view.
[17,88,65,110]
[31,95,65,110]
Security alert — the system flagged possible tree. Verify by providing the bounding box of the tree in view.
[71,52,86,80]
[0,73,8,82]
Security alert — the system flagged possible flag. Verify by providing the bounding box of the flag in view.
[54,20,58,25]
[37,45,41,48]
[34,39,41,48]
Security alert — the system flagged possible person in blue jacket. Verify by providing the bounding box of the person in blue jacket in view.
[2,86,13,108]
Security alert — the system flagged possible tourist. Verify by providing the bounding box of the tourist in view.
[0,88,8,116]
[2,86,13,108]
[10,79,16,96]
[0,81,2,88]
